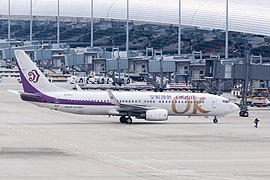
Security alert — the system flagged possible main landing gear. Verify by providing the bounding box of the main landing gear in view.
[119,116,133,124]
[213,116,218,124]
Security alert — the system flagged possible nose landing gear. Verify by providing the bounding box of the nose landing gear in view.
[213,116,218,124]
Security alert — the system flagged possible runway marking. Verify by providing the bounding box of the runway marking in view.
[7,89,20,95]
[0,123,180,177]
[0,121,267,180]
[144,156,181,167]
[108,155,164,171]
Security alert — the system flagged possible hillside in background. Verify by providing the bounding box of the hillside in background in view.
[0,18,269,57]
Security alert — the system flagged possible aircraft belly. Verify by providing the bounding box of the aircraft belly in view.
[59,105,112,115]
[32,102,55,109]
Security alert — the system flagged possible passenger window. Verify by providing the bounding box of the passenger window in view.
[223,100,229,103]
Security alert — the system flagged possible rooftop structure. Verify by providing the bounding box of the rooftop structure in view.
[0,0,269,36]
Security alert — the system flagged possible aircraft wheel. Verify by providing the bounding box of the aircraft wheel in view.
[79,78,83,83]
[119,116,127,123]
[127,78,130,84]
[213,117,218,124]
[126,117,133,124]
[239,111,249,117]
[101,78,105,84]
[243,112,249,117]
[239,111,243,116]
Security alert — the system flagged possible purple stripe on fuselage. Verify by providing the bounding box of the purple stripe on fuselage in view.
[18,65,114,106]
[22,95,114,106]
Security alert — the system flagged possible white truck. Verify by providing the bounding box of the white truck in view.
[251,97,270,107]
[67,72,95,84]
[113,73,131,84]
[95,74,113,84]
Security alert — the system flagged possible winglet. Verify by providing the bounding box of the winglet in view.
[107,90,120,106]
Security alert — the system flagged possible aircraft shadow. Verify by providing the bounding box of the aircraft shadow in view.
[24,121,215,126]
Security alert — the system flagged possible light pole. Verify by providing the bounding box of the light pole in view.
[57,0,60,44]
[178,0,181,55]
[126,0,129,53]
[8,0,11,40]
[160,56,164,91]
[90,0,94,48]
[225,0,229,58]
[30,0,33,42]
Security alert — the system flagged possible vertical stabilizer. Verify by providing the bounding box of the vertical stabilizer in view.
[15,50,64,93]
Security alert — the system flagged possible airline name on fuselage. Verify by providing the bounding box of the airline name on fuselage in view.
[148,94,209,115]
[149,95,206,101]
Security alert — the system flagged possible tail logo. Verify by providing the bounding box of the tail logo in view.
[28,70,40,83]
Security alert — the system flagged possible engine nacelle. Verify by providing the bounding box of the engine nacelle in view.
[145,109,168,121]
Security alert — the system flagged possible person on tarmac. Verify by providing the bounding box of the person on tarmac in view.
[254,117,260,128]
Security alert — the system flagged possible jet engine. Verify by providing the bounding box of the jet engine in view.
[145,109,168,121]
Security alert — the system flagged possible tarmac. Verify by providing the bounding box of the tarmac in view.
[0,77,270,180]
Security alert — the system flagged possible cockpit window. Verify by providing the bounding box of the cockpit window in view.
[223,100,229,103]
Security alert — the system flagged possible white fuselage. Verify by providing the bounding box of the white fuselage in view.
[14,50,239,123]
[30,91,237,117]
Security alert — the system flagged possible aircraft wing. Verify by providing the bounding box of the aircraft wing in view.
[108,90,156,112]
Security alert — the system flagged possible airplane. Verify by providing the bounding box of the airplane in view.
[14,50,239,124]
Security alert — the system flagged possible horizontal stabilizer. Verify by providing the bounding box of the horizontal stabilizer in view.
[20,92,41,101]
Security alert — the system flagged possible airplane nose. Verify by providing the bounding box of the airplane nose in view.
[231,103,240,112]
